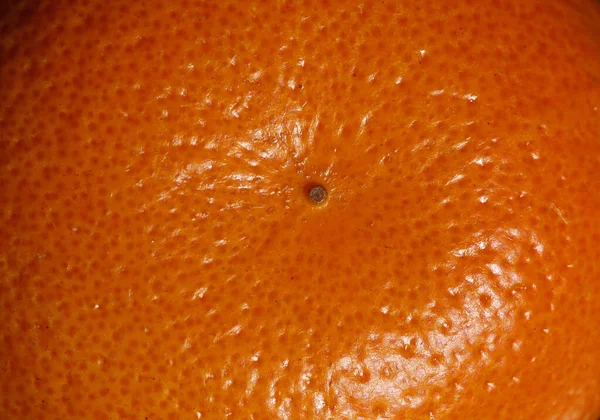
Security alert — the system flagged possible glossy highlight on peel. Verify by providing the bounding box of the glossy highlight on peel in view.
[1,0,600,419]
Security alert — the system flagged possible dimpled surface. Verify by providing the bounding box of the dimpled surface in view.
[1,0,600,419]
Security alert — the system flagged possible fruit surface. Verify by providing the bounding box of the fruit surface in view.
[1,0,600,418]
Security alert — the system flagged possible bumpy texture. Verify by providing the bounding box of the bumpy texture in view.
[1,0,600,418]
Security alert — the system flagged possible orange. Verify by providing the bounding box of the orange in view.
[1,0,600,418]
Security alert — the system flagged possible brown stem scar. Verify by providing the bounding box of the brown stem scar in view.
[308,184,328,205]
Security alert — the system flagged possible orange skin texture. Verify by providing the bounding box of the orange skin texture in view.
[1,0,600,418]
